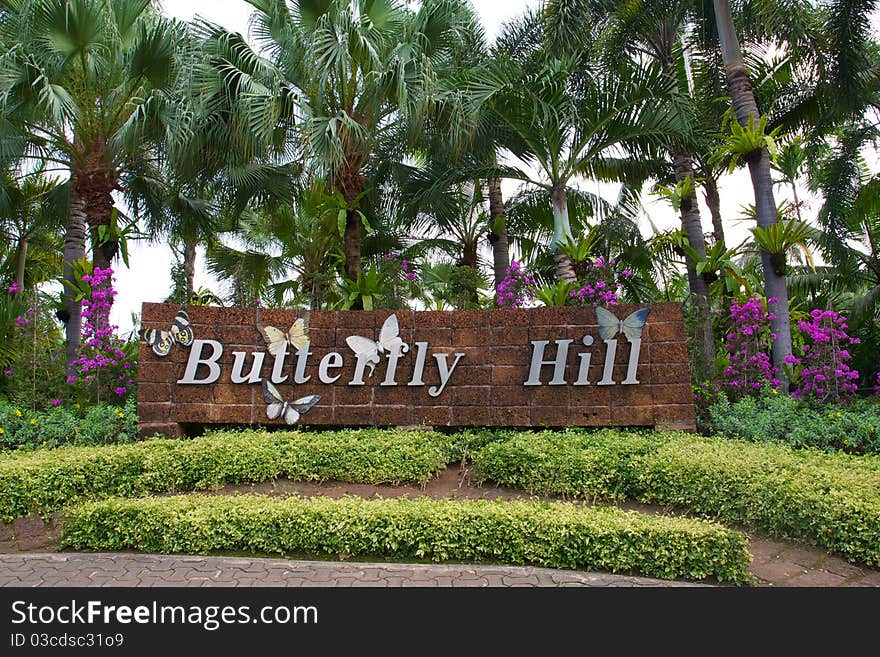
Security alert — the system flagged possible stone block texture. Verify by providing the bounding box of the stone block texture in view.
[138,302,695,436]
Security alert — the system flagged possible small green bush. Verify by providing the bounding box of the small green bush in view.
[61,494,752,584]
[0,428,451,521]
[704,393,880,454]
[0,398,139,450]
[472,429,880,566]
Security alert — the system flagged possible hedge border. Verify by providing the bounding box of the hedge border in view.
[472,429,880,566]
[0,428,451,521]
[60,494,753,584]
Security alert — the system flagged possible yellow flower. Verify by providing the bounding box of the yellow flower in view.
[0,427,4,435]
[828,413,834,419]
[771,389,778,395]
[836,412,842,418]
[29,418,37,426]
[843,439,849,445]
[14,409,21,417]
[74,403,80,409]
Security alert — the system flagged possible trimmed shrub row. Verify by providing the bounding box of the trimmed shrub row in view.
[0,428,451,521]
[60,494,752,584]
[472,429,880,566]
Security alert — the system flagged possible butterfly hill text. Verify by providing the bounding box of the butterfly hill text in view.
[173,308,652,392]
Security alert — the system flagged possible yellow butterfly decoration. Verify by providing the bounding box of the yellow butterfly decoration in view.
[258,315,310,356]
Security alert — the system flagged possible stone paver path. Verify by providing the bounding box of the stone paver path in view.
[0,553,700,587]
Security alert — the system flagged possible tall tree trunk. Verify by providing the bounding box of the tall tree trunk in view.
[305,275,323,311]
[13,237,28,289]
[91,227,112,273]
[703,177,726,248]
[63,185,87,377]
[550,184,577,284]
[713,0,793,382]
[184,237,197,301]
[459,240,480,306]
[487,178,510,288]
[343,209,362,281]
[673,153,716,382]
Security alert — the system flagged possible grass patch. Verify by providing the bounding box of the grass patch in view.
[472,429,880,566]
[60,494,752,584]
[0,428,451,521]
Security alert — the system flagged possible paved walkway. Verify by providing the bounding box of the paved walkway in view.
[0,554,700,587]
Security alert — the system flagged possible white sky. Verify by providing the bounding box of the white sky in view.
[111,0,846,333]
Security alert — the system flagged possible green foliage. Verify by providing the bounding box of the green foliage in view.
[750,218,817,275]
[0,397,138,451]
[651,175,698,212]
[420,263,487,310]
[472,428,880,566]
[534,280,576,306]
[0,287,67,406]
[705,393,880,454]
[61,494,752,583]
[715,112,781,172]
[337,266,383,310]
[0,428,451,521]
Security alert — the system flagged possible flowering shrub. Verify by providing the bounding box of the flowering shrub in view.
[68,267,135,403]
[720,296,780,397]
[0,282,66,408]
[378,253,420,308]
[496,261,536,308]
[787,309,860,405]
[568,256,624,306]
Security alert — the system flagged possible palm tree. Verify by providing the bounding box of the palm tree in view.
[0,167,64,289]
[585,0,720,379]
[467,52,687,283]
[0,0,191,372]
[711,0,794,378]
[209,0,476,287]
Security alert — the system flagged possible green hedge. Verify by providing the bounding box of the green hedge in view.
[0,428,451,521]
[472,429,880,566]
[61,494,752,584]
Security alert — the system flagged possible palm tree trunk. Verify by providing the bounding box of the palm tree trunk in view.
[713,0,793,382]
[63,186,87,377]
[184,237,197,301]
[703,177,726,248]
[673,153,716,382]
[487,178,510,288]
[343,209,362,281]
[550,184,577,284]
[13,237,28,289]
[306,275,323,310]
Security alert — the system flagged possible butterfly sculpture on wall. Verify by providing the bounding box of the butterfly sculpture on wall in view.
[260,379,321,425]
[595,307,650,341]
[258,316,310,356]
[345,313,409,377]
[140,307,194,357]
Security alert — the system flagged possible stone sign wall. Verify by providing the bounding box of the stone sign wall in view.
[137,302,695,437]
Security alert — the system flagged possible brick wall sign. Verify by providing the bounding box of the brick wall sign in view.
[137,302,695,437]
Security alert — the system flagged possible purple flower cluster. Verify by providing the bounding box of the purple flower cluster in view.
[70,267,133,399]
[400,259,417,282]
[787,309,860,405]
[721,296,780,397]
[569,256,621,307]
[496,261,536,308]
[8,282,22,294]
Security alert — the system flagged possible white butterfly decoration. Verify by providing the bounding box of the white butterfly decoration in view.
[260,379,320,424]
[345,313,409,377]
[140,308,195,357]
[595,306,650,341]
[258,316,309,356]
